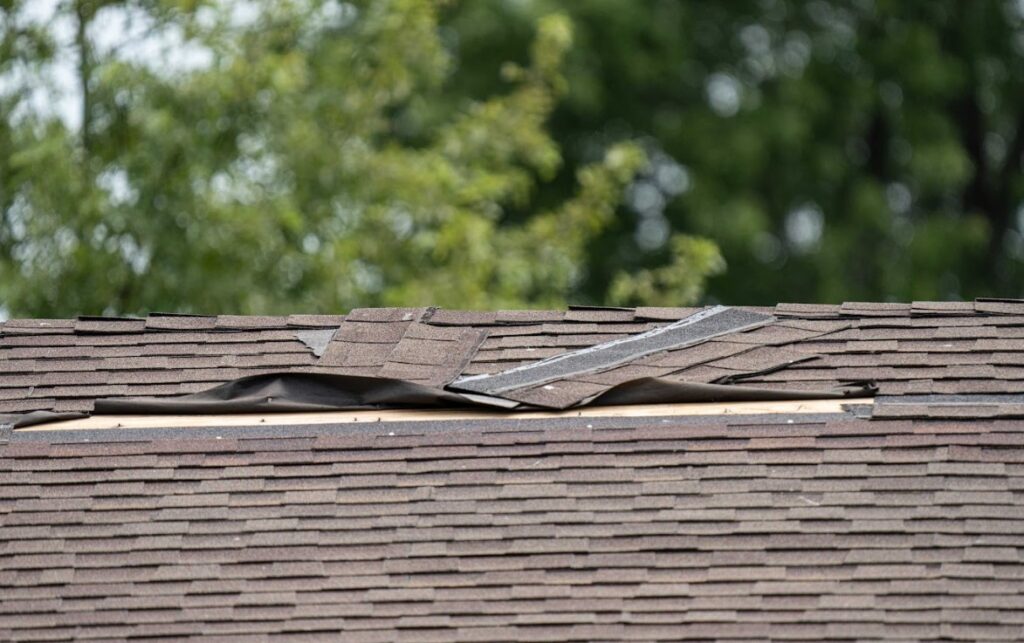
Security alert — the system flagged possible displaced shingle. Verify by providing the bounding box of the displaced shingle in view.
[637,340,751,369]
[453,307,774,401]
[333,321,410,344]
[387,338,456,366]
[975,298,1024,315]
[21,302,1024,416]
[709,346,816,372]
[319,341,392,368]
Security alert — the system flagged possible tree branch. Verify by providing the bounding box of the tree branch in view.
[999,111,1024,188]
[73,0,93,153]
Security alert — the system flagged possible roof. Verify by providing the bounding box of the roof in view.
[3,301,1024,641]
[3,300,1021,417]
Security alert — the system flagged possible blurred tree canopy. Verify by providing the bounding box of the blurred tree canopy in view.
[2,0,1024,317]
[0,0,720,316]
[445,0,1024,305]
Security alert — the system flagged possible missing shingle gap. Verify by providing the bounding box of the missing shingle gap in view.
[295,328,338,357]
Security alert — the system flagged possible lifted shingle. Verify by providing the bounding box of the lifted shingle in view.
[452,306,773,398]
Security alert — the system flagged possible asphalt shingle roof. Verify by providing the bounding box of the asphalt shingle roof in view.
[3,300,1024,641]
[4,300,1024,415]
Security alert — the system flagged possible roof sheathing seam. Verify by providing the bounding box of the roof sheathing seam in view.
[17,399,869,433]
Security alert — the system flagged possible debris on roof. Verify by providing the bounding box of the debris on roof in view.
[451,306,774,404]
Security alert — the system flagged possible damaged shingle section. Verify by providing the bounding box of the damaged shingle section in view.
[3,301,1024,416]
[294,329,336,358]
[452,307,775,403]
[316,310,485,387]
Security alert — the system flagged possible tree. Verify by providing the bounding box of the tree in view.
[0,0,724,317]
[443,0,1024,304]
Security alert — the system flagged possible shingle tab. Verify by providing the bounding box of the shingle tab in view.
[74,317,146,334]
[348,308,428,323]
[840,302,912,316]
[911,301,976,316]
[775,303,842,318]
[424,310,499,326]
[145,314,217,331]
[975,298,1024,315]
[563,307,637,323]
[1,319,75,335]
[633,307,700,321]
[215,315,291,330]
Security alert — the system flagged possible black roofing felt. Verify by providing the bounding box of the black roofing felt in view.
[92,372,472,415]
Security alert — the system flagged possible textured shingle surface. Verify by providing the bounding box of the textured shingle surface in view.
[3,301,1024,641]
[3,411,1024,641]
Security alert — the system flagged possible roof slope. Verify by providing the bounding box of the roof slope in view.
[3,410,1023,641]
[3,301,1024,641]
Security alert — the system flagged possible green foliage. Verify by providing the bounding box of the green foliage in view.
[6,1,1024,316]
[443,0,1024,303]
[0,0,719,316]
[609,235,725,307]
